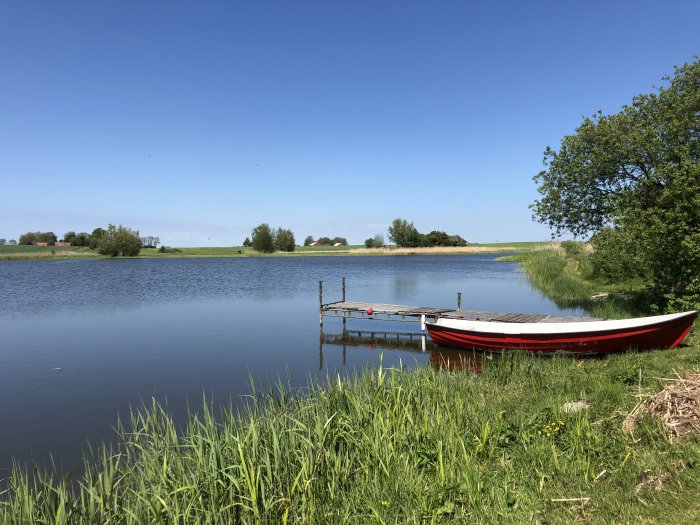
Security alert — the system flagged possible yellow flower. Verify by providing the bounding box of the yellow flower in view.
[380,500,389,507]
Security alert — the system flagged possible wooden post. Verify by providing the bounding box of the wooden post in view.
[341,276,347,334]
[457,292,462,310]
[319,280,323,327]
[421,314,426,332]
[319,331,324,370]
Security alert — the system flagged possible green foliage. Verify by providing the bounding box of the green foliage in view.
[251,223,275,253]
[332,236,348,246]
[303,235,314,246]
[8,239,16,245]
[18,231,57,245]
[388,219,468,248]
[421,230,468,247]
[588,228,646,284]
[63,231,91,246]
[88,228,106,250]
[365,233,386,248]
[532,60,700,310]
[242,237,252,248]
[274,227,296,252]
[388,218,421,247]
[0,239,5,245]
[158,246,181,253]
[94,225,142,257]
[317,236,332,245]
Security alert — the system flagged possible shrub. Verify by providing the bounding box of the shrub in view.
[94,225,142,257]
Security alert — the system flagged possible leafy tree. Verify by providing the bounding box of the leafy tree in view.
[18,232,35,245]
[331,237,348,246]
[89,228,106,250]
[0,239,5,246]
[8,239,17,245]
[70,232,91,247]
[531,60,700,309]
[303,235,314,246]
[243,237,252,248]
[62,230,90,246]
[251,223,275,253]
[388,218,421,247]
[63,231,77,244]
[364,234,385,248]
[317,236,332,246]
[94,225,142,256]
[274,228,296,252]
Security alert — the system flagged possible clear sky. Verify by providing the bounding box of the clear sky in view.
[2,1,699,246]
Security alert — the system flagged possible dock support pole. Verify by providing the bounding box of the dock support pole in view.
[319,280,323,327]
[421,314,426,332]
[341,277,347,333]
[457,292,462,310]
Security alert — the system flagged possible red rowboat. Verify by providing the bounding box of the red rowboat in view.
[426,310,697,354]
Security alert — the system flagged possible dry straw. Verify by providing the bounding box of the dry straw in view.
[622,372,700,442]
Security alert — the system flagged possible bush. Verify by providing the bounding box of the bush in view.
[589,228,647,284]
[365,234,385,248]
[94,225,142,257]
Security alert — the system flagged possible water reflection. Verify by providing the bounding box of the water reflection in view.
[428,347,499,373]
[319,327,494,373]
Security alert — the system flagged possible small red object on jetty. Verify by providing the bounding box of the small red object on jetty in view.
[367,308,373,315]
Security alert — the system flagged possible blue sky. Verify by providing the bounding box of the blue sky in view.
[2,1,699,246]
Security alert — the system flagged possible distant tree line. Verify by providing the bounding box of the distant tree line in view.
[365,218,468,248]
[245,224,296,253]
[13,226,145,256]
[19,231,58,245]
[303,236,348,246]
[0,239,17,246]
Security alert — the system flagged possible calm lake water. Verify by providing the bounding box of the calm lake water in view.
[0,254,578,474]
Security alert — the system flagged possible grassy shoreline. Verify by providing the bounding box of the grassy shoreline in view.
[0,243,547,261]
[2,245,699,523]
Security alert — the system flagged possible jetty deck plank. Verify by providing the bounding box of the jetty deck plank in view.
[322,301,602,323]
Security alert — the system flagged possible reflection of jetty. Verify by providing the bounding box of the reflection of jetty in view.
[322,330,431,352]
[318,328,492,373]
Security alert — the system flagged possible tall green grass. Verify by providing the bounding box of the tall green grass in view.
[504,247,651,319]
[2,347,700,524]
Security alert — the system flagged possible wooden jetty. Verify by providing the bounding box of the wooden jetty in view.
[318,278,601,331]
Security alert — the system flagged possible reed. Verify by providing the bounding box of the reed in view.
[0,251,100,261]
[506,248,650,319]
[2,345,700,524]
